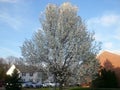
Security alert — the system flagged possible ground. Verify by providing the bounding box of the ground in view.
[22,87,120,90]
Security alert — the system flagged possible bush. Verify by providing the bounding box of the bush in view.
[91,68,118,88]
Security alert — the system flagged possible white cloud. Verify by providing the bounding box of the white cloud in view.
[87,13,120,51]
[113,27,120,40]
[0,11,23,31]
[87,14,120,27]
[114,36,119,40]
[100,15,119,27]
[0,0,19,3]
[103,42,113,49]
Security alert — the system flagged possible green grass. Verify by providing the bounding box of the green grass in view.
[23,87,90,90]
[69,87,120,90]
[23,87,58,90]
[23,87,120,90]
[69,87,90,90]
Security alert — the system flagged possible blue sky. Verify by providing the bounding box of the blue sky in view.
[0,0,120,58]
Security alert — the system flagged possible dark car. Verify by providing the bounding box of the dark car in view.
[22,81,33,88]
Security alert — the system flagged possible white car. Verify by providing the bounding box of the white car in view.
[42,83,47,87]
[43,82,59,87]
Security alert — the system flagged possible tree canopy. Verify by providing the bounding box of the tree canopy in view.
[21,2,101,90]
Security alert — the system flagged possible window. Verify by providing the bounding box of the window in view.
[30,73,33,76]
[22,73,26,76]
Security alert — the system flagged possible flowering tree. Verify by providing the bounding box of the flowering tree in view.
[21,2,101,90]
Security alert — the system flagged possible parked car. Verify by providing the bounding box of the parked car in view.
[43,82,59,87]
[35,82,43,88]
[31,82,37,88]
[42,83,47,88]
[22,81,33,88]
[22,81,43,88]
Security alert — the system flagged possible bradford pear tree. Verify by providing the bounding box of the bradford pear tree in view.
[21,2,101,90]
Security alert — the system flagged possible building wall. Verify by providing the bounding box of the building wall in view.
[20,72,42,83]
[97,51,120,87]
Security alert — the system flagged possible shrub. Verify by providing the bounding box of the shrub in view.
[69,87,92,90]
[91,67,118,88]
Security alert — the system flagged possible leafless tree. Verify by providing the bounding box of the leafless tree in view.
[6,56,25,66]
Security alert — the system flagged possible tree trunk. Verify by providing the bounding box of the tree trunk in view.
[53,75,57,90]
[59,83,63,90]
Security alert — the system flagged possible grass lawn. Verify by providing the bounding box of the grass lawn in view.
[23,87,90,90]
[23,87,58,90]
[23,87,120,90]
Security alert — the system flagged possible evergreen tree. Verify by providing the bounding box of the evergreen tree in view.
[91,67,118,88]
[5,69,22,90]
[0,67,5,80]
[0,67,5,87]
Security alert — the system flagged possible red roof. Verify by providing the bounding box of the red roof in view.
[97,50,120,67]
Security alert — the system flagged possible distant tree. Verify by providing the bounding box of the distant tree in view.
[6,56,25,66]
[91,67,118,88]
[21,2,101,90]
[6,56,18,66]
[5,69,22,90]
[0,58,6,65]
[0,67,5,80]
[0,58,7,86]
[0,67,5,87]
